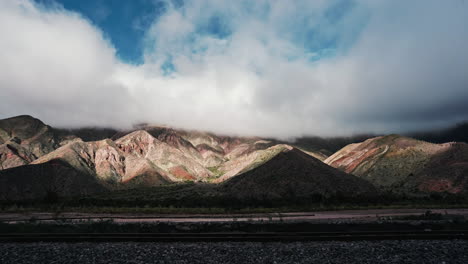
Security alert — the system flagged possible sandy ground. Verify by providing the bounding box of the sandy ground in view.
[1,208,467,223]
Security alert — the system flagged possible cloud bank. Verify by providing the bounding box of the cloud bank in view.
[1,0,468,138]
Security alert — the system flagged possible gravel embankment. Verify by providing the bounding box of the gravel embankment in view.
[1,240,467,264]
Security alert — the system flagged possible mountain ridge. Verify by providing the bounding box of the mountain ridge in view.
[325,135,468,194]
[2,115,366,200]
[1,115,466,201]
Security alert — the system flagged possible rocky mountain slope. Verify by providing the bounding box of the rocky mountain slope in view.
[0,115,61,169]
[2,115,359,200]
[2,115,465,201]
[325,135,468,194]
[222,148,377,201]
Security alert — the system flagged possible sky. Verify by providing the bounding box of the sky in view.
[0,0,468,139]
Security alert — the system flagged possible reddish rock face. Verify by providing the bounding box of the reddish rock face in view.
[325,135,468,194]
[196,143,224,155]
[94,144,127,179]
[155,130,191,149]
[419,179,462,194]
[331,147,382,174]
[0,143,33,170]
[170,166,196,181]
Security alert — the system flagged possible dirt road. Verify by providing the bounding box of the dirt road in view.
[1,208,467,223]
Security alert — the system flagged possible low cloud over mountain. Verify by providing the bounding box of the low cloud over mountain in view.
[1,0,468,138]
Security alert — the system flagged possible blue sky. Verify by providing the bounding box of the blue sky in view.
[32,0,367,65]
[34,0,165,63]
[1,0,468,137]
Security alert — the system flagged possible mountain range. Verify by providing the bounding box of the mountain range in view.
[0,115,467,201]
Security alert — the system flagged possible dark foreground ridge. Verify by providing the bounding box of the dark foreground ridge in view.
[1,240,467,264]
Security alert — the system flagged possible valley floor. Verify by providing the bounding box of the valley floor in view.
[1,240,467,264]
[2,208,468,223]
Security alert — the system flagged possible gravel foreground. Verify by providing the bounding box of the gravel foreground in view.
[1,240,467,264]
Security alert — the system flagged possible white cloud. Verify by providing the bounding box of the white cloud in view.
[1,0,468,138]
[0,0,135,127]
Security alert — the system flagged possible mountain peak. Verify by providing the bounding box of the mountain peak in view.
[0,115,47,139]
